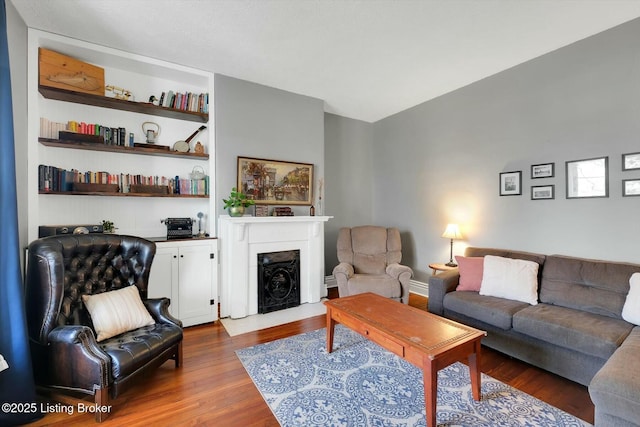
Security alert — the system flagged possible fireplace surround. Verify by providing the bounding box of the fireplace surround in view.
[218,215,331,319]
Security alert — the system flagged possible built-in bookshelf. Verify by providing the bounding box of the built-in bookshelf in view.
[27,29,216,241]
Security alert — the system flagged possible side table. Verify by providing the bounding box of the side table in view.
[428,263,458,276]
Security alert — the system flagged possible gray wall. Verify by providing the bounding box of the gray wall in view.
[372,18,640,282]
[214,74,325,223]
[6,1,28,268]
[324,113,374,270]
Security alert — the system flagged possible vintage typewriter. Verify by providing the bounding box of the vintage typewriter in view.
[161,217,194,240]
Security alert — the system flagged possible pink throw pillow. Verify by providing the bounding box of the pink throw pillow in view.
[455,256,484,291]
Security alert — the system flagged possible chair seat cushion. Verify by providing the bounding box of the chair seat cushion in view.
[513,304,632,359]
[347,274,401,299]
[100,323,183,379]
[443,291,529,330]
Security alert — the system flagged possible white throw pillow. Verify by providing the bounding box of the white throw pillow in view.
[82,285,155,342]
[622,273,640,325]
[479,255,539,305]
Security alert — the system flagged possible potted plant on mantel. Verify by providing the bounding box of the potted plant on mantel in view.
[223,187,255,217]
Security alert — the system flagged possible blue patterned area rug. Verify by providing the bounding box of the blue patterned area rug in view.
[236,325,592,427]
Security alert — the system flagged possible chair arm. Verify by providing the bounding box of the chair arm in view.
[144,298,183,328]
[332,263,354,297]
[427,269,460,315]
[44,325,111,392]
[386,263,413,304]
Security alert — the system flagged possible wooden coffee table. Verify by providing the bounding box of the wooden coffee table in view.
[325,292,486,427]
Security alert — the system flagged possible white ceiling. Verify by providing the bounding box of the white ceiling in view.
[11,0,640,122]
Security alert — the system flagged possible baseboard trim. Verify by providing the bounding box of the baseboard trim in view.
[324,275,428,297]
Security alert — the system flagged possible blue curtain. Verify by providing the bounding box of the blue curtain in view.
[0,1,42,424]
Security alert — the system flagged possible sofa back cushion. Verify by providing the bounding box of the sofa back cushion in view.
[541,255,640,319]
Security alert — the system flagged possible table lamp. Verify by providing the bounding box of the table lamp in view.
[442,224,463,267]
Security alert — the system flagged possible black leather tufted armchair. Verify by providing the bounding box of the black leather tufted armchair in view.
[25,234,183,422]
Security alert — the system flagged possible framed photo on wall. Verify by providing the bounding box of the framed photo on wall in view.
[531,185,555,200]
[565,156,609,199]
[622,152,640,171]
[499,171,522,196]
[237,156,314,205]
[531,163,554,179]
[623,179,640,197]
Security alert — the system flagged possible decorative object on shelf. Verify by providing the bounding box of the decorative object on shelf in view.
[273,207,294,216]
[142,121,160,144]
[566,156,608,199]
[101,220,116,233]
[622,152,640,171]
[190,165,206,180]
[310,205,315,216]
[442,224,463,267]
[531,185,555,200]
[105,84,133,100]
[255,205,269,217]
[161,217,195,239]
[194,141,205,154]
[223,187,255,217]
[499,171,522,196]
[173,125,206,153]
[39,48,105,96]
[196,212,206,237]
[531,163,554,179]
[237,156,313,206]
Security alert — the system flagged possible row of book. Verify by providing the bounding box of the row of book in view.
[158,91,208,114]
[40,117,131,146]
[38,165,209,196]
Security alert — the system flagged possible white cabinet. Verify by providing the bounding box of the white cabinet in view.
[148,239,218,327]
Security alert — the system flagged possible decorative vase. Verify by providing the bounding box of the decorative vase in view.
[228,206,245,217]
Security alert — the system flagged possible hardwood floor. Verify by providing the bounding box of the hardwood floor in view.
[28,291,594,426]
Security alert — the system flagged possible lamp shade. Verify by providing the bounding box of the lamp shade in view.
[442,224,463,240]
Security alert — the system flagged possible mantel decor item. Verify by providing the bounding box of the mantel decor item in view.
[223,187,255,217]
[442,223,463,267]
[566,156,608,199]
[237,156,313,205]
[499,171,522,196]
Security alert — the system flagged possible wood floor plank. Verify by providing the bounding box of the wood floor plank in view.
[27,291,594,426]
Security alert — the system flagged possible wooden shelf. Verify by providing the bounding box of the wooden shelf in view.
[39,190,208,198]
[39,86,208,123]
[39,138,209,160]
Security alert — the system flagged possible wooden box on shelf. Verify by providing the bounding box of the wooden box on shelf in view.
[72,183,119,193]
[129,185,169,195]
[58,131,104,144]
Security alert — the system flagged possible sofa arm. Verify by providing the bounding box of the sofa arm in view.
[144,297,183,328]
[333,262,354,298]
[43,325,111,393]
[427,269,460,315]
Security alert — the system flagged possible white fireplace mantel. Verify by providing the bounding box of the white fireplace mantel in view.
[218,215,332,319]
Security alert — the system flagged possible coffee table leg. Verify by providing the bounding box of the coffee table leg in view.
[326,307,335,353]
[468,339,482,401]
[423,361,437,427]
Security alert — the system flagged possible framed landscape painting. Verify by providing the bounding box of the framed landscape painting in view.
[237,157,313,205]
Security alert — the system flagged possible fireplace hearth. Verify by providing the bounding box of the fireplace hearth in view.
[258,250,301,313]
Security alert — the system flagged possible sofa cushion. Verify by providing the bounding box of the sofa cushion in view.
[455,256,483,291]
[347,274,401,299]
[513,303,633,359]
[479,255,539,305]
[444,291,529,330]
[589,327,640,426]
[540,255,640,319]
[622,273,640,325]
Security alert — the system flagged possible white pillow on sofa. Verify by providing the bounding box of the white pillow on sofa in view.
[622,273,640,325]
[479,255,539,305]
[82,285,155,342]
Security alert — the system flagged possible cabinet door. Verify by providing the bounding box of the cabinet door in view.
[178,243,216,326]
[148,245,179,317]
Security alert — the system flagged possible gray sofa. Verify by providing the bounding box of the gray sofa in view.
[428,247,640,426]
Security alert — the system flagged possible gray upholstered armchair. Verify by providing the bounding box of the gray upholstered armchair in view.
[333,226,413,304]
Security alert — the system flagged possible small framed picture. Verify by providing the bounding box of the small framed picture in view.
[566,156,608,199]
[623,179,640,197]
[531,185,555,200]
[622,152,640,171]
[499,171,522,196]
[531,163,554,179]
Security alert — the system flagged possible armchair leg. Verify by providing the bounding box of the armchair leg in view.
[93,386,110,423]
[174,341,183,368]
